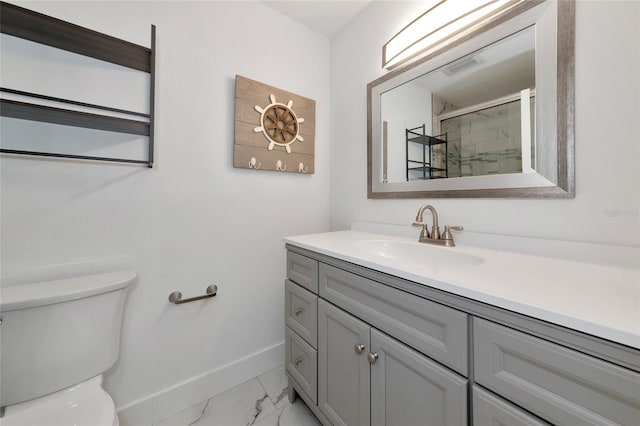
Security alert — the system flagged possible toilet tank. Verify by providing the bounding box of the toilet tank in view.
[0,271,136,407]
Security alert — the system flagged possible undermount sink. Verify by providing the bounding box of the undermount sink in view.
[354,239,485,268]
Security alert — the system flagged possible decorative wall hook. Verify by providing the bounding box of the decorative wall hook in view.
[248,157,261,169]
[298,162,309,173]
[234,76,316,174]
[275,160,287,171]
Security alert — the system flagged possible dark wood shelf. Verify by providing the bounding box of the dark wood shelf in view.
[0,1,156,167]
[0,1,151,72]
[0,149,150,165]
[1,99,150,135]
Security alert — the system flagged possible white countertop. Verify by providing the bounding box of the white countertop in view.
[284,230,640,349]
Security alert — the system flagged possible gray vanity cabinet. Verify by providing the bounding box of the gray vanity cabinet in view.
[287,250,469,425]
[318,299,370,426]
[285,247,640,426]
[317,299,467,426]
[370,329,467,426]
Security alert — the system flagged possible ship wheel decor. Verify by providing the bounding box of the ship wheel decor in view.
[233,75,316,173]
[254,94,304,153]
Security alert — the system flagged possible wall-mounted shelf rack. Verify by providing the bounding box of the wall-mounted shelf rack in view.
[0,1,156,167]
[406,124,447,180]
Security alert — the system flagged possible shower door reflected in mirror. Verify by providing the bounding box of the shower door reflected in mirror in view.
[381,27,535,183]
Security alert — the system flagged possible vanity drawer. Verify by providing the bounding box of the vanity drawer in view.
[319,263,468,375]
[285,279,318,348]
[473,386,550,426]
[474,318,640,425]
[287,251,318,293]
[285,326,317,404]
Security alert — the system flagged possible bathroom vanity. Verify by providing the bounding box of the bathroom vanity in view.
[283,231,640,426]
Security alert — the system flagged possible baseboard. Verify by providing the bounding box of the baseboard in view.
[117,341,285,426]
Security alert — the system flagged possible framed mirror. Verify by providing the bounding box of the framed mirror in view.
[367,0,574,198]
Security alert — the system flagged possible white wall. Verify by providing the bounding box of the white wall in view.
[0,0,331,417]
[330,0,640,247]
[381,81,432,182]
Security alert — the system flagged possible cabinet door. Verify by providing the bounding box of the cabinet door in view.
[370,329,468,426]
[318,299,370,426]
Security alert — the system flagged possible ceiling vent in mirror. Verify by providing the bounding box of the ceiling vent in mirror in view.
[442,55,484,76]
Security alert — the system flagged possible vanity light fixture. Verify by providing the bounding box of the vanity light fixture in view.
[383,0,525,70]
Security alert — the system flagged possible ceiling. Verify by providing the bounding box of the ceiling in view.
[414,26,536,108]
[260,1,371,38]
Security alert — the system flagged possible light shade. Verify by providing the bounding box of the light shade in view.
[383,0,524,70]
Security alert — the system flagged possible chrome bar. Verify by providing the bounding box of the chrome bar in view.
[0,87,151,118]
[168,285,218,305]
[0,149,150,165]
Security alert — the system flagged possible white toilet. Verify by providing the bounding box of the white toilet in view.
[0,270,136,426]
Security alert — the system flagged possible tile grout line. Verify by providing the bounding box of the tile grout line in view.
[247,393,269,426]
[256,368,288,407]
[272,386,289,407]
[188,398,211,426]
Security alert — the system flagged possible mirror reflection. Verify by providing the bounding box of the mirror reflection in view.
[381,26,535,183]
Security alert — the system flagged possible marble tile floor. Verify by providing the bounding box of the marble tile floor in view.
[154,365,321,426]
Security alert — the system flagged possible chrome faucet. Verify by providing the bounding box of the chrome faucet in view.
[413,205,440,240]
[412,204,463,247]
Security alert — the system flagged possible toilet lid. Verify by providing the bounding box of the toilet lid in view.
[2,376,117,426]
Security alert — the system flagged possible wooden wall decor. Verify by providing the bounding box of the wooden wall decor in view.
[234,75,315,174]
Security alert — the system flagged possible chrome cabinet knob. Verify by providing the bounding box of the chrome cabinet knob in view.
[354,344,365,354]
[294,307,304,316]
[368,352,379,364]
[294,357,303,367]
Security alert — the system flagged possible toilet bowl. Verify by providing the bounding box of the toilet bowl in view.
[1,376,118,426]
[0,271,135,426]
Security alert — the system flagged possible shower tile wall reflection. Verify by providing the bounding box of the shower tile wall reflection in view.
[442,98,534,177]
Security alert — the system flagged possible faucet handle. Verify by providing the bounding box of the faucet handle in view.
[442,225,463,246]
[412,221,430,239]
